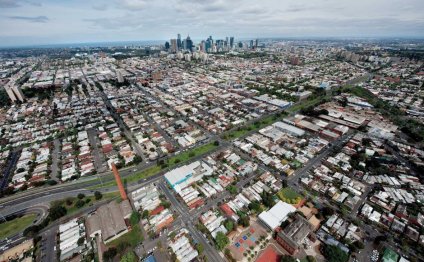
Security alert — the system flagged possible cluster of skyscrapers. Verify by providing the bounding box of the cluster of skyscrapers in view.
[166,34,259,53]
[167,34,194,53]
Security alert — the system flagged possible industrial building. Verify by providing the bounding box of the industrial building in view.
[86,200,132,243]
[272,121,305,137]
[275,213,314,255]
[258,201,296,231]
[164,160,213,193]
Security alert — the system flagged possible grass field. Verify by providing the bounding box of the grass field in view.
[0,214,36,239]
[107,224,143,248]
[277,187,303,204]
[286,95,328,113]
[90,142,219,189]
[55,192,119,216]
[223,114,284,140]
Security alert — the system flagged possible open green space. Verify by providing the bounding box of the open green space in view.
[222,113,285,140]
[0,214,36,239]
[65,192,119,215]
[277,187,303,204]
[89,141,220,189]
[107,224,143,248]
[61,192,119,216]
[287,95,329,113]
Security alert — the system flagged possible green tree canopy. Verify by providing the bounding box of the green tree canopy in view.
[215,232,229,251]
[322,244,349,262]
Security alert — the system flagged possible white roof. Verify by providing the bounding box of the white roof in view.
[164,161,201,186]
[258,201,296,230]
[273,122,305,136]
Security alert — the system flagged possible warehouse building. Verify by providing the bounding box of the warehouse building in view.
[258,201,296,231]
[164,160,213,193]
[86,200,132,244]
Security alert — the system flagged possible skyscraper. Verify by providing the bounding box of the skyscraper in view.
[170,39,178,53]
[230,37,234,48]
[186,35,193,52]
[177,34,182,49]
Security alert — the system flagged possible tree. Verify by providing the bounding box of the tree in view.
[130,211,141,226]
[77,193,85,199]
[224,220,234,232]
[65,197,73,206]
[226,185,237,195]
[281,255,296,262]
[322,244,349,262]
[169,231,177,240]
[196,243,204,254]
[142,210,149,219]
[214,141,220,146]
[77,237,85,246]
[94,191,102,200]
[161,201,171,208]
[75,199,85,208]
[306,255,316,262]
[120,251,137,262]
[261,191,275,208]
[239,215,250,227]
[49,204,67,221]
[103,248,117,262]
[215,232,229,251]
[248,201,262,213]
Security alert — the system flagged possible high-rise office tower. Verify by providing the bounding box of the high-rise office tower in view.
[230,37,234,48]
[205,39,211,52]
[177,34,182,49]
[170,39,178,53]
[200,40,206,52]
[186,35,193,52]
[255,39,259,48]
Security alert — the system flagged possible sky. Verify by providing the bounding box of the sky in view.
[0,0,424,47]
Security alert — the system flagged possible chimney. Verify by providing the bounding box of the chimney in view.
[111,163,128,200]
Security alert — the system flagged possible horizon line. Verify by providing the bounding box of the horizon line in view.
[1,35,424,49]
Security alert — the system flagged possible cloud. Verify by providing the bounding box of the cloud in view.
[0,0,20,8]
[0,0,41,8]
[2,0,424,46]
[8,15,49,23]
[175,0,237,13]
[84,16,144,30]
[119,0,149,10]
[93,4,108,11]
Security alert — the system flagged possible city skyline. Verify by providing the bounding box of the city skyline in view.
[0,0,424,47]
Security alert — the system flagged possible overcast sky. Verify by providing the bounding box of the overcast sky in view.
[1,0,423,47]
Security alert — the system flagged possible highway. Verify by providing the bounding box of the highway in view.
[0,204,49,252]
